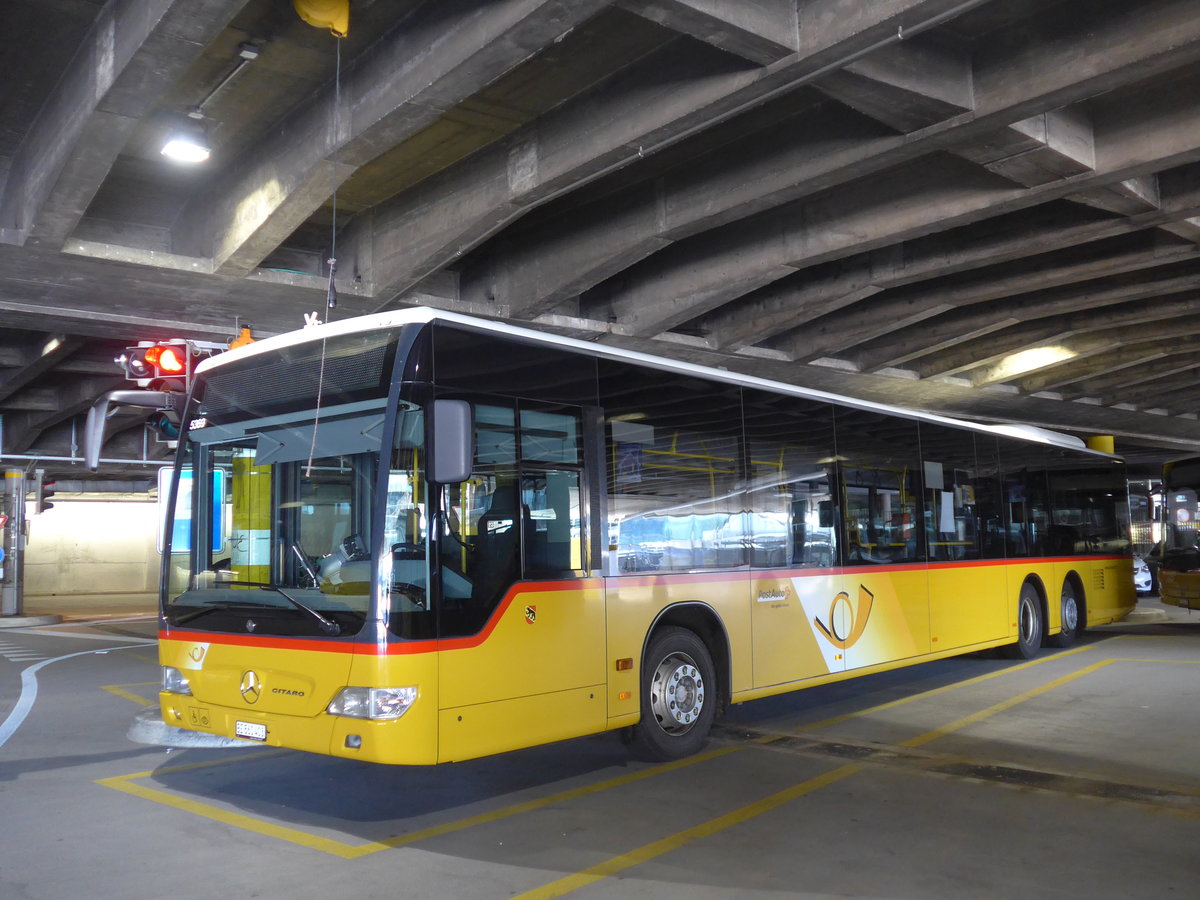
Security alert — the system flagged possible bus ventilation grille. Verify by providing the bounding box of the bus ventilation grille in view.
[1093,569,1105,590]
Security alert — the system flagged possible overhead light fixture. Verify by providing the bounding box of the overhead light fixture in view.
[161,121,210,163]
[159,41,263,165]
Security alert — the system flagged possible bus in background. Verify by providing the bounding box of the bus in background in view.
[1155,457,1200,611]
[134,308,1134,765]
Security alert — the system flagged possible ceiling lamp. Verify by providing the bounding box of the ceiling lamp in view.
[161,121,210,164]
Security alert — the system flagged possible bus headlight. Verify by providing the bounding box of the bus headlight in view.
[161,666,192,695]
[327,686,417,720]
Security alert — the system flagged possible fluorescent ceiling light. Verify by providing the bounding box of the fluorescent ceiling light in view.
[161,127,210,163]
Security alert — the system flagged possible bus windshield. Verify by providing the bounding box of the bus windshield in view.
[163,399,427,639]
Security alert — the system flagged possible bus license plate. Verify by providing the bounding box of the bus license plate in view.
[235,721,267,741]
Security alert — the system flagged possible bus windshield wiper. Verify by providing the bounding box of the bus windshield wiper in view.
[255,583,342,635]
[171,586,342,635]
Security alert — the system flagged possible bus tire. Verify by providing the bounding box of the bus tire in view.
[632,626,716,761]
[1049,578,1083,648]
[1003,582,1044,660]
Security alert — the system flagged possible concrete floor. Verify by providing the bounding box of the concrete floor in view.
[0,598,1196,899]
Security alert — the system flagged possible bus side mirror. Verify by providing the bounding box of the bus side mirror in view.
[818,500,834,528]
[430,399,473,484]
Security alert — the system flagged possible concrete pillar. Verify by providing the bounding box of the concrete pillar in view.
[2,469,26,616]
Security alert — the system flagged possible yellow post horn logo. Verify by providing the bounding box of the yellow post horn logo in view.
[814,585,875,649]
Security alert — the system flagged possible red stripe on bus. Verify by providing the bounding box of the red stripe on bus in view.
[160,557,1124,654]
[162,578,604,656]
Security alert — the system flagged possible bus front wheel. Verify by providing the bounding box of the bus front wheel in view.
[632,626,716,761]
[1003,583,1044,659]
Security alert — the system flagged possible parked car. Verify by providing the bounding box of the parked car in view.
[1133,555,1153,594]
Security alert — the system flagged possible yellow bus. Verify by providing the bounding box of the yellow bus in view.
[1156,457,1200,611]
[149,308,1134,764]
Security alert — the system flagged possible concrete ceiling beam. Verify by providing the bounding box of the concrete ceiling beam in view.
[364,0,980,310]
[841,237,1200,370]
[599,50,1200,339]
[1098,367,1200,409]
[173,0,611,276]
[4,375,126,452]
[0,335,85,404]
[813,34,973,131]
[618,0,799,64]
[0,0,244,249]
[946,315,1200,386]
[478,0,1200,331]
[1019,347,1195,396]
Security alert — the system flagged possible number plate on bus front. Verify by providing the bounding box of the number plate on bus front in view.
[235,721,267,741]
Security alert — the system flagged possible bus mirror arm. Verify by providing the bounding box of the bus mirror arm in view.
[84,389,180,471]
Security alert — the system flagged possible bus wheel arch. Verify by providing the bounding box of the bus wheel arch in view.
[1002,577,1046,660]
[1049,572,1086,648]
[631,604,728,761]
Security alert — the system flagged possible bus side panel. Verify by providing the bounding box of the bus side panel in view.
[841,568,930,672]
[1003,558,1135,636]
[437,687,606,763]
[751,568,930,686]
[751,571,841,687]
[438,583,607,760]
[1067,556,1135,626]
[603,573,752,720]
[928,562,1007,649]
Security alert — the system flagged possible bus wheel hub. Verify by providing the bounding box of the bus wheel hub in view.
[651,654,704,731]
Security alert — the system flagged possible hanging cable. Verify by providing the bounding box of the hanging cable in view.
[307,34,342,476]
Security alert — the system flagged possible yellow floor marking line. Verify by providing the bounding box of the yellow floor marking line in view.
[96,742,751,859]
[512,764,863,900]
[511,648,1157,899]
[102,682,158,707]
[99,771,372,857]
[900,659,1114,749]
[803,642,1094,732]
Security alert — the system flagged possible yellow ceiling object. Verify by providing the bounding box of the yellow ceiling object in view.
[293,0,349,37]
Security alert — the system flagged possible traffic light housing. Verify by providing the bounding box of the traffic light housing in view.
[34,470,56,514]
[121,340,191,389]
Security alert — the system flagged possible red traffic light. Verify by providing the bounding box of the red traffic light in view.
[144,343,186,374]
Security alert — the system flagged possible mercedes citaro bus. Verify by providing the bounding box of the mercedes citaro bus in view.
[125,308,1135,764]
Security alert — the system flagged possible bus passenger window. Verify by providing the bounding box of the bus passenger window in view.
[918,424,983,562]
[523,470,583,573]
[741,389,837,569]
[600,363,745,574]
[836,410,921,565]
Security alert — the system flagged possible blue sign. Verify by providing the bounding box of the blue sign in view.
[158,467,225,554]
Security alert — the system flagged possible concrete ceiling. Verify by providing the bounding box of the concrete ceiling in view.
[3,0,1200,478]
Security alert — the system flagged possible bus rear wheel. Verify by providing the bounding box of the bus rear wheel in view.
[632,626,716,761]
[1003,583,1044,659]
[1049,579,1084,648]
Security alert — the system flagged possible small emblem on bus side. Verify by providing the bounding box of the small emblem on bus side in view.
[524,605,537,624]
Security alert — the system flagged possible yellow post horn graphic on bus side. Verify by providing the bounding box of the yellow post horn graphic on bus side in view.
[814,585,875,650]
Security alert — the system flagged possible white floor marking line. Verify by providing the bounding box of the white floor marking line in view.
[0,645,145,749]
[12,630,155,644]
